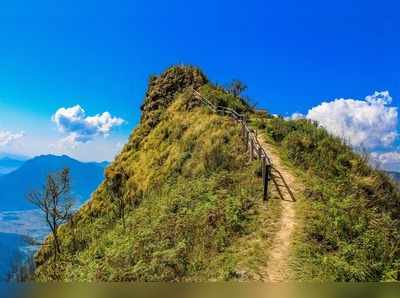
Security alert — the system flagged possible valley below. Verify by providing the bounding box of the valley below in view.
[0,154,107,280]
[0,209,48,241]
[0,210,48,280]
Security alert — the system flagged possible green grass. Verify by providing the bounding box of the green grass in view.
[34,65,400,282]
[34,71,281,281]
[255,115,400,281]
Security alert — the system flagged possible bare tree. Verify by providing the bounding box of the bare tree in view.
[242,95,259,110]
[106,169,128,230]
[227,79,247,97]
[27,168,74,262]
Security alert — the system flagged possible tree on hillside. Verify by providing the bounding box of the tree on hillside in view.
[27,168,75,262]
[227,79,247,97]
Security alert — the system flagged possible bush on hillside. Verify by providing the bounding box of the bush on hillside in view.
[199,84,250,114]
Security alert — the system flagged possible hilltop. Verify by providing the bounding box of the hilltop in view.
[32,65,400,282]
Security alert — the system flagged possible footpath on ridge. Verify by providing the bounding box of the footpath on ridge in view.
[258,136,303,282]
[193,87,302,282]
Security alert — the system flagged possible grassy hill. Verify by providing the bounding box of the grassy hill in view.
[33,66,281,281]
[32,65,400,282]
[251,115,400,281]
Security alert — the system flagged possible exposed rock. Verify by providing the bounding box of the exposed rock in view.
[140,65,208,123]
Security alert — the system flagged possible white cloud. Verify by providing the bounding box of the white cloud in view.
[289,91,397,149]
[370,151,400,172]
[285,112,305,120]
[52,105,125,145]
[365,90,392,105]
[0,130,25,146]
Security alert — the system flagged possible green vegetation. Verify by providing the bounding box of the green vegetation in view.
[33,66,281,281]
[255,116,400,281]
[33,65,400,282]
[28,168,75,279]
[199,84,251,114]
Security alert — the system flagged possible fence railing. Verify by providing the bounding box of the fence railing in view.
[190,87,272,201]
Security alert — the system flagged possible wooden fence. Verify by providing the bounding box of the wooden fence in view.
[191,88,272,201]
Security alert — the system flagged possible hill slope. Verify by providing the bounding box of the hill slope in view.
[33,65,400,282]
[0,155,106,211]
[34,66,282,281]
[251,115,400,281]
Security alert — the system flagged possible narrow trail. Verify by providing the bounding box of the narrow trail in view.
[192,88,302,281]
[258,136,303,282]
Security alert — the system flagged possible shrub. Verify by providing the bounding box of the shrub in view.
[199,84,250,113]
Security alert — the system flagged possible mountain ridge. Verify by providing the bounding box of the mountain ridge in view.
[32,65,400,282]
[0,154,107,211]
[34,65,281,281]
[0,158,25,175]
[0,153,29,160]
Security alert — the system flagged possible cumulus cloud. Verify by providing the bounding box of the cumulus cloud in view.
[0,130,25,146]
[289,91,397,149]
[365,90,392,105]
[285,112,305,120]
[370,151,400,172]
[52,105,125,144]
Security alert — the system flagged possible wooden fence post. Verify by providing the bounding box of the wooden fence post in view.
[262,156,266,185]
[250,139,254,161]
[191,89,273,204]
[264,164,271,201]
[245,129,249,151]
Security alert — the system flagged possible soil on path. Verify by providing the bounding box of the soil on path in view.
[259,137,303,282]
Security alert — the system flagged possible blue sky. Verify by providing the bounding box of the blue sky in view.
[0,1,399,169]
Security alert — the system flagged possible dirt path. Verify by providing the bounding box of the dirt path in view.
[259,137,303,282]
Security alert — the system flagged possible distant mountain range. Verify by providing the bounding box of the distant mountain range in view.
[0,154,107,211]
[0,153,29,160]
[0,154,108,279]
[0,158,25,175]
